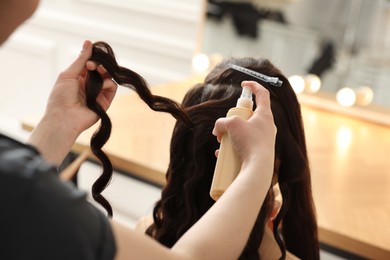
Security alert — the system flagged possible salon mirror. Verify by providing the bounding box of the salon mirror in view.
[201,0,390,124]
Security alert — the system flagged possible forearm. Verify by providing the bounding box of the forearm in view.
[27,113,79,166]
[172,154,274,260]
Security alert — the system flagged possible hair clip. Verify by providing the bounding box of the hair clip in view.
[230,64,283,87]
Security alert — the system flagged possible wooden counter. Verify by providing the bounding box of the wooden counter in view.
[22,76,390,259]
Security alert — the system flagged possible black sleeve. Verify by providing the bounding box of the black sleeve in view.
[0,133,116,260]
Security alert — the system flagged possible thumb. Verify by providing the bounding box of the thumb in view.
[66,40,93,74]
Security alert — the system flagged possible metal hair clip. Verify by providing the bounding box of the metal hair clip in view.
[230,64,283,87]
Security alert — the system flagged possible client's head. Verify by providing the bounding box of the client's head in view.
[146,57,319,260]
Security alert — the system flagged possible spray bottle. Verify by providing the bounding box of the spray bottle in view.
[210,86,254,201]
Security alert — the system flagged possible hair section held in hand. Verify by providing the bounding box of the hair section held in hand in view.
[85,41,193,217]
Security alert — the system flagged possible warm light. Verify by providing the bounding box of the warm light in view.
[336,87,356,107]
[209,53,224,68]
[304,74,321,93]
[192,53,210,72]
[288,75,305,94]
[355,86,374,106]
[336,126,353,153]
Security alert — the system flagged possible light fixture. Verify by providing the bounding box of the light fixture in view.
[192,53,210,73]
[304,74,322,93]
[336,87,356,107]
[355,86,374,106]
[288,75,305,94]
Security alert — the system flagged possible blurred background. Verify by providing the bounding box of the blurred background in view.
[202,0,390,121]
[0,0,204,120]
[1,0,390,120]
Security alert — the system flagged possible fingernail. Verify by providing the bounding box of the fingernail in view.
[99,64,107,73]
[80,40,89,53]
[83,41,88,50]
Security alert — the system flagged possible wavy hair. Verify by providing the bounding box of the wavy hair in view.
[85,41,319,259]
[146,58,319,260]
[84,42,192,217]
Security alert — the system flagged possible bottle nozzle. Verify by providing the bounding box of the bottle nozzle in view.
[241,86,252,99]
[236,86,254,110]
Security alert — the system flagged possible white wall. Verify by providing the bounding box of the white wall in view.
[0,0,206,120]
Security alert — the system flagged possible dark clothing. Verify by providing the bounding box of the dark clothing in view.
[0,133,116,260]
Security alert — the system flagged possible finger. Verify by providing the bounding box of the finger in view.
[241,81,271,114]
[96,79,118,111]
[87,62,112,80]
[80,67,88,78]
[102,77,117,90]
[66,40,93,74]
[97,64,111,79]
[214,149,219,158]
[213,115,245,141]
[212,117,228,141]
[86,61,98,71]
[101,78,118,103]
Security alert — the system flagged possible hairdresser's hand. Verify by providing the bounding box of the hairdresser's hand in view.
[45,40,117,134]
[28,40,118,165]
[212,81,276,169]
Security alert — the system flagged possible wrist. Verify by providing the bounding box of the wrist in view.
[241,151,274,186]
[27,112,79,166]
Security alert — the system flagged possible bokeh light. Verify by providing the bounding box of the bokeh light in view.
[355,86,374,106]
[305,74,322,93]
[192,53,210,73]
[288,75,305,94]
[336,87,356,107]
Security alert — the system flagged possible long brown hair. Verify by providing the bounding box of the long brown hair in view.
[85,42,319,259]
[146,58,319,260]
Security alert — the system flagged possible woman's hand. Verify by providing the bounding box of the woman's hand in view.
[28,40,118,165]
[171,81,276,260]
[212,80,277,168]
[44,40,117,135]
